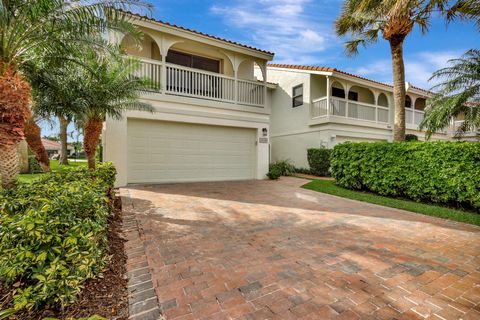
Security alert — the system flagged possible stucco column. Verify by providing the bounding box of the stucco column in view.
[104,116,128,187]
[326,76,330,117]
[256,126,269,179]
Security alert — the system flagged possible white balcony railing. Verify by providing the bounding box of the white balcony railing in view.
[405,108,425,128]
[453,120,479,136]
[135,58,265,108]
[311,97,389,124]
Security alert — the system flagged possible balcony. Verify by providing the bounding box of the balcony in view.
[452,120,480,137]
[311,96,390,125]
[405,108,425,129]
[135,58,266,108]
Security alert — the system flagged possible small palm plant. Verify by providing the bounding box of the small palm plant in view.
[0,0,151,188]
[420,49,480,138]
[79,53,154,169]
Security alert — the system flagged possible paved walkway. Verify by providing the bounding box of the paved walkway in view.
[121,177,480,320]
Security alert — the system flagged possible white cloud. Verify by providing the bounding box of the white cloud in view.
[353,50,463,89]
[210,0,337,64]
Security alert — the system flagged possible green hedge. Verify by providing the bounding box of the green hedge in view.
[0,163,116,310]
[331,142,480,209]
[307,148,331,176]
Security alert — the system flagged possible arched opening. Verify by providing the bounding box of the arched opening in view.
[348,86,375,104]
[331,81,345,99]
[414,97,426,111]
[377,93,389,107]
[405,95,412,108]
[121,33,160,61]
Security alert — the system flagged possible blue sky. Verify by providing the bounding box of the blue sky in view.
[41,0,479,138]
[149,0,478,89]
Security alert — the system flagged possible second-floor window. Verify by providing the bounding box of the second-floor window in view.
[166,50,220,73]
[292,84,303,108]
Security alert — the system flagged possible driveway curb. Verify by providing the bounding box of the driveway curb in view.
[121,189,165,320]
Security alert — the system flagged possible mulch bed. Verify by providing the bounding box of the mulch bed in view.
[0,198,129,320]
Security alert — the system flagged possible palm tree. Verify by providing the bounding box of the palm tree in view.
[80,53,153,169]
[335,0,469,141]
[24,117,51,172]
[420,49,480,138]
[25,58,86,166]
[0,0,151,189]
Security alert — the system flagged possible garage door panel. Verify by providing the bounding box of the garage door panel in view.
[127,119,256,183]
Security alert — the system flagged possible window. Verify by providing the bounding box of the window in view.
[332,87,345,99]
[348,91,358,101]
[292,84,303,108]
[166,50,220,73]
[405,95,412,108]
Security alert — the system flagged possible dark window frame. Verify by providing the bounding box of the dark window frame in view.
[166,50,221,74]
[292,84,303,108]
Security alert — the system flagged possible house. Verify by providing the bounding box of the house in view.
[260,64,464,169]
[42,139,74,158]
[103,12,275,186]
[103,14,476,186]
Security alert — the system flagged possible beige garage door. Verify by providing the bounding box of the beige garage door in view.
[127,119,256,183]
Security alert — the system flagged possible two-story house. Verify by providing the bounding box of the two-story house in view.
[103,12,275,186]
[262,64,454,168]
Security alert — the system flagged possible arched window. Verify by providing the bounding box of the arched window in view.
[405,95,412,108]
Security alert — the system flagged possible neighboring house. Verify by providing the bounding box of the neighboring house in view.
[42,139,74,158]
[103,12,275,186]
[260,64,473,169]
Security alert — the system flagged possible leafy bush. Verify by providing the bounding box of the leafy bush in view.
[331,142,480,209]
[267,166,282,180]
[405,134,419,141]
[28,155,42,173]
[0,163,116,310]
[307,148,332,176]
[267,160,295,180]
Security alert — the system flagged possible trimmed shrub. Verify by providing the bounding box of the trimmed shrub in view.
[307,148,332,176]
[267,160,295,180]
[331,142,480,209]
[405,134,419,141]
[0,163,116,310]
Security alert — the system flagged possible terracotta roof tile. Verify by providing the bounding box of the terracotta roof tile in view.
[121,10,274,56]
[267,63,392,88]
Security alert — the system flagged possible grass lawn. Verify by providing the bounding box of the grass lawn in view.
[303,179,480,226]
[18,160,88,183]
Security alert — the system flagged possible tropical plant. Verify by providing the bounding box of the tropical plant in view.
[335,0,477,142]
[26,58,87,166]
[79,53,153,169]
[420,49,480,138]
[0,0,151,189]
[0,163,116,310]
[24,116,51,171]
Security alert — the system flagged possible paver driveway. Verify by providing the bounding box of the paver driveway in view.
[121,177,480,320]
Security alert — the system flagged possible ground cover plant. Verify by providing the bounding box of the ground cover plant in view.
[0,163,116,312]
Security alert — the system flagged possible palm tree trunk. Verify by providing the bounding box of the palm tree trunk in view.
[24,117,50,172]
[58,115,69,165]
[0,143,21,189]
[0,63,32,188]
[389,39,406,141]
[84,116,103,170]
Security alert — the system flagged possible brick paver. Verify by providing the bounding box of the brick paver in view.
[121,177,480,320]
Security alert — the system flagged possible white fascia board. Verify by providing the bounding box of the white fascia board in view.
[266,67,333,77]
[331,72,393,92]
[132,18,274,61]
